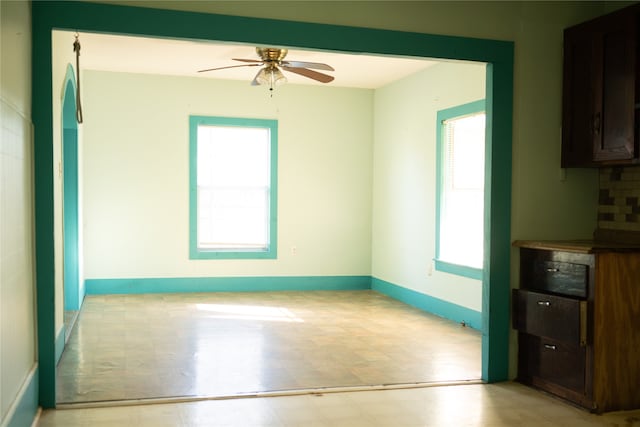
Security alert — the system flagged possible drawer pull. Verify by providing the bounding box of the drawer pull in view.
[537,301,551,307]
[546,268,559,272]
[544,344,557,350]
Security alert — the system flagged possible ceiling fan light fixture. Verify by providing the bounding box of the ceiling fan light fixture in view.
[256,67,287,88]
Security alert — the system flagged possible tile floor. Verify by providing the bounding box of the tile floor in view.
[38,382,640,426]
[57,290,481,403]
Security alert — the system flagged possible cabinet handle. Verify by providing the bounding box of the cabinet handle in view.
[544,344,557,351]
[546,268,559,273]
[537,301,551,307]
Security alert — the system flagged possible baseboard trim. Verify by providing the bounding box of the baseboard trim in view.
[1,365,38,427]
[372,277,482,330]
[85,276,372,295]
[83,275,481,329]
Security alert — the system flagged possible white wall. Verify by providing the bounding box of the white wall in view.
[82,71,373,279]
[0,0,37,424]
[372,61,486,311]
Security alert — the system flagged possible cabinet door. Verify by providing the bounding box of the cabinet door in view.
[562,24,597,167]
[592,12,637,163]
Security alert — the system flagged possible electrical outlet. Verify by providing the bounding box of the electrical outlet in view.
[291,246,297,255]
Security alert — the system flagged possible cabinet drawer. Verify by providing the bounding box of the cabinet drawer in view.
[513,289,587,345]
[526,259,588,298]
[519,333,586,395]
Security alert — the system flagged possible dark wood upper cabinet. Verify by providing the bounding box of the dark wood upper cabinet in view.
[562,5,640,167]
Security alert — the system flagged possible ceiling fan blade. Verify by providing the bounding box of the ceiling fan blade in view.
[198,63,261,73]
[282,66,335,83]
[282,60,334,71]
[232,58,264,63]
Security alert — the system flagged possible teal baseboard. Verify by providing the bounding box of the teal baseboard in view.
[372,277,482,330]
[85,276,372,295]
[54,326,65,366]
[84,275,481,330]
[5,366,38,427]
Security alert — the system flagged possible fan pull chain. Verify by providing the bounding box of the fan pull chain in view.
[73,33,84,124]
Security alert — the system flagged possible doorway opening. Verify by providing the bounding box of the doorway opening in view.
[33,1,513,408]
[53,32,486,404]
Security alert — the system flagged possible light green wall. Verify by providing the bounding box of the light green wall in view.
[372,61,486,311]
[82,71,373,279]
[0,0,37,425]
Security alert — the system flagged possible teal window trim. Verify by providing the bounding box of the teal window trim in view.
[435,99,486,280]
[189,115,278,259]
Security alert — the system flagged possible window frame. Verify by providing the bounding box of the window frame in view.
[435,100,486,280]
[189,115,278,260]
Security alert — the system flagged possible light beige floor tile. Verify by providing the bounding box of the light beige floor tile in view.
[57,290,481,403]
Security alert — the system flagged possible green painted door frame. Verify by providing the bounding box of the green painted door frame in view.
[32,1,513,408]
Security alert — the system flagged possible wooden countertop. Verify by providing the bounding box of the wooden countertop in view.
[513,239,640,253]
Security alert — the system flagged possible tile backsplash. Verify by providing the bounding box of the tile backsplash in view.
[598,166,640,232]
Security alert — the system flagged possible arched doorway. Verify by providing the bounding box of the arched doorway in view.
[61,65,81,318]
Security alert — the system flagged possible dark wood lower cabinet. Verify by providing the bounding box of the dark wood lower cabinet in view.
[513,241,640,413]
[518,334,589,406]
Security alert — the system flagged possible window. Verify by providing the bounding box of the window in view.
[435,100,485,279]
[189,116,277,259]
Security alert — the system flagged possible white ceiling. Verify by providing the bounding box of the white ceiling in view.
[57,30,439,89]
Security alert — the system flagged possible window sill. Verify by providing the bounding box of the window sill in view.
[434,259,482,280]
[190,248,276,260]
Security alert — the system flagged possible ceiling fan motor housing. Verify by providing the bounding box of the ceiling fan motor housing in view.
[257,47,288,64]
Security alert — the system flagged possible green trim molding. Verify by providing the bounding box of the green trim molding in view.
[32,0,513,408]
[188,115,278,260]
[482,61,513,382]
[372,277,482,330]
[85,276,371,294]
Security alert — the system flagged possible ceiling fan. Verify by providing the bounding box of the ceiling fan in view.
[198,47,335,90]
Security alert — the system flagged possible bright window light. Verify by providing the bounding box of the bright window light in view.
[195,303,304,323]
[436,101,485,278]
